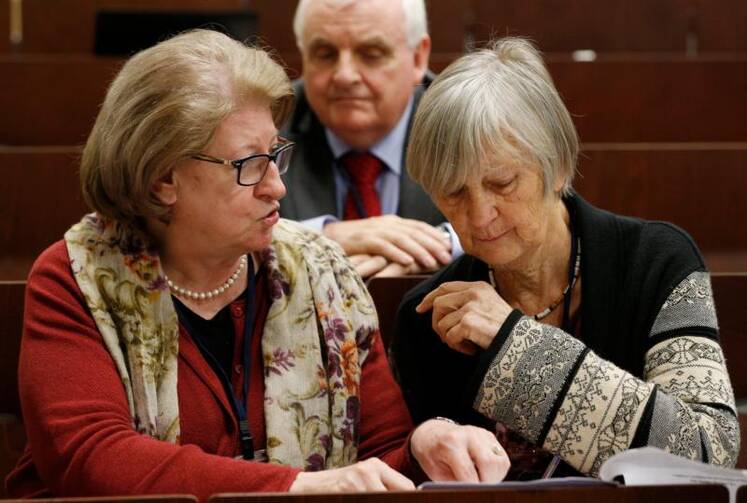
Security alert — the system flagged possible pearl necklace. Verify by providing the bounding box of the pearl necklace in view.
[488,238,581,321]
[164,255,247,301]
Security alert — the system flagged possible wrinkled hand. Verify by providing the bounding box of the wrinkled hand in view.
[411,419,511,482]
[289,457,415,493]
[416,281,513,355]
[324,216,452,272]
[348,254,432,278]
[348,254,390,278]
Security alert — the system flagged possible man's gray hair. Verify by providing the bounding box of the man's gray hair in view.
[293,0,428,50]
[407,37,579,199]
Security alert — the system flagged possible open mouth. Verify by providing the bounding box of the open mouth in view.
[262,206,280,222]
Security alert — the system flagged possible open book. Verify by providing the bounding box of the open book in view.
[599,447,747,503]
[419,447,747,499]
[419,477,614,490]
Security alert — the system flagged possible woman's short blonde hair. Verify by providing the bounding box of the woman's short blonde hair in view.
[407,37,578,199]
[81,29,294,222]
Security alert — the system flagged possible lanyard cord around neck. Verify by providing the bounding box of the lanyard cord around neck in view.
[560,226,581,333]
[175,256,257,460]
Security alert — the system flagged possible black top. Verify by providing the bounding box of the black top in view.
[173,296,236,378]
[390,192,717,466]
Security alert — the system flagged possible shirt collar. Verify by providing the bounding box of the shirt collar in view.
[324,94,415,175]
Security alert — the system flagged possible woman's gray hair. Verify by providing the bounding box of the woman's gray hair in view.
[80,29,294,223]
[407,37,579,198]
[293,0,428,50]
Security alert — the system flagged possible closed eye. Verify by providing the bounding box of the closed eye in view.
[487,177,516,192]
[308,42,337,64]
[444,186,466,200]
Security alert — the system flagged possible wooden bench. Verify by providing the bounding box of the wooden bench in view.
[0,147,88,280]
[0,280,26,497]
[5,1,747,56]
[208,485,729,503]
[0,0,255,54]
[470,0,747,53]
[547,58,747,143]
[4,56,747,145]
[575,143,747,272]
[0,56,122,145]
[1,496,197,502]
[0,0,467,56]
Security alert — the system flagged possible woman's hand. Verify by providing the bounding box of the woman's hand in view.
[416,281,513,354]
[288,457,416,493]
[410,419,511,482]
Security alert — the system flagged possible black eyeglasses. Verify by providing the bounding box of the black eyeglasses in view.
[192,140,295,186]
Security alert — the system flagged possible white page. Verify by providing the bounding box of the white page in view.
[599,447,747,503]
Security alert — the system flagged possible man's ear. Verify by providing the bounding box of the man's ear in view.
[412,34,432,85]
[151,169,178,206]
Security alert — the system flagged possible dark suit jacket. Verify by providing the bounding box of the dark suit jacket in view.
[279,74,444,225]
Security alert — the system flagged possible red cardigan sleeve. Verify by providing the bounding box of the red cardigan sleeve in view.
[12,241,301,501]
[356,329,426,482]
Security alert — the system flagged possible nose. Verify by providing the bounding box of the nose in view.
[466,189,497,230]
[254,161,286,201]
[332,51,361,87]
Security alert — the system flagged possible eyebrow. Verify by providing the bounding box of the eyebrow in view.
[306,37,335,52]
[306,35,394,52]
[231,132,280,159]
[357,36,392,48]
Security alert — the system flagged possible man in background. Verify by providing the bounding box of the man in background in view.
[280,0,461,277]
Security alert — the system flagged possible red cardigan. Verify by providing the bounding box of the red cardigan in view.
[6,241,419,501]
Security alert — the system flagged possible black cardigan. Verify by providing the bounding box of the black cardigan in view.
[391,193,737,475]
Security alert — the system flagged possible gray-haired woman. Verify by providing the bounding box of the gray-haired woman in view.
[391,37,738,479]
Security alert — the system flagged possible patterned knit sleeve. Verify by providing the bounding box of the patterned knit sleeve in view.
[471,271,739,476]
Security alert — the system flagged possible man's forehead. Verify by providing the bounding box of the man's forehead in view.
[303,0,407,42]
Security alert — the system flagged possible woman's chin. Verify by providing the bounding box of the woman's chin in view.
[243,232,274,253]
[472,244,520,269]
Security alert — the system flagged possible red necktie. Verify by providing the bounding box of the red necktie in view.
[341,151,384,220]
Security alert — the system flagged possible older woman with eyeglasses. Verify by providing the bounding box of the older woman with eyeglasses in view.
[6,30,510,501]
[391,38,738,480]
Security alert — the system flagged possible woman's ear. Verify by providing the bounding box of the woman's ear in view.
[151,170,178,206]
[553,173,568,194]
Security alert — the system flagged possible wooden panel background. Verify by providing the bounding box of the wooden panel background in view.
[0,56,122,145]
[574,143,747,271]
[0,148,87,279]
[3,57,747,145]
[470,0,697,52]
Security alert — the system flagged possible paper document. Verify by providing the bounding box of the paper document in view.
[419,477,614,490]
[599,447,747,503]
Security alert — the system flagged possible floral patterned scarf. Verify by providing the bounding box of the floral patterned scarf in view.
[65,214,377,469]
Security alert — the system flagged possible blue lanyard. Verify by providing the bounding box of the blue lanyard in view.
[175,257,256,460]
